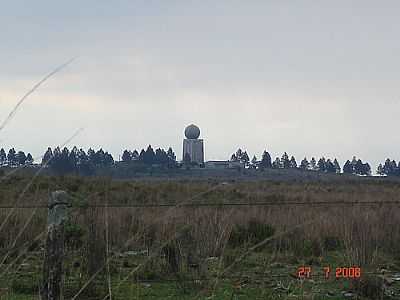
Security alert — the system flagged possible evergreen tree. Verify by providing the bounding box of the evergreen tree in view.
[377,163,384,175]
[325,159,336,173]
[260,151,272,169]
[0,148,6,166]
[42,147,53,165]
[343,160,353,174]
[69,147,78,170]
[155,148,168,164]
[77,149,94,175]
[310,157,317,171]
[26,153,34,165]
[299,157,309,170]
[272,157,281,169]
[230,153,238,161]
[362,162,371,176]
[251,155,257,169]
[143,145,156,165]
[122,150,132,162]
[94,149,105,166]
[333,158,341,173]
[104,152,114,166]
[235,149,243,161]
[16,151,27,166]
[7,148,17,166]
[241,151,250,166]
[354,159,364,175]
[289,156,297,168]
[138,149,146,162]
[132,150,139,160]
[167,147,176,161]
[77,149,88,165]
[281,152,290,169]
[87,148,96,164]
[317,157,326,172]
[167,147,177,168]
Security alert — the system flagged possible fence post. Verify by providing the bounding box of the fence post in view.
[40,190,69,300]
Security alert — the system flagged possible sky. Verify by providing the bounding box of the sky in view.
[1,1,400,169]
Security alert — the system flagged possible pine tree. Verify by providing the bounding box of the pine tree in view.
[104,152,114,166]
[144,145,156,165]
[299,157,309,170]
[241,151,250,166]
[0,148,6,166]
[272,157,281,169]
[377,163,384,175]
[7,148,16,167]
[325,159,336,173]
[281,152,290,168]
[235,149,243,161]
[87,148,96,164]
[42,147,53,165]
[16,151,27,166]
[383,159,392,175]
[122,150,132,162]
[333,158,341,173]
[260,151,272,169]
[132,150,139,160]
[230,153,238,161]
[317,157,326,172]
[354,159,364,175]
[289,156,297,168]
[343,160,353,174]
[26,153,34,165]
[310,157,317,171]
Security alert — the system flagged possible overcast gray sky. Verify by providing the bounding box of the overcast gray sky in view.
[1,1,399,169]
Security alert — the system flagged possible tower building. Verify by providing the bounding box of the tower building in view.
[183,124,204,165]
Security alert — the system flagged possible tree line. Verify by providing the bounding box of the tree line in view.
[0,148,34,167]
[230,149,371,175]
[1,145,400,177]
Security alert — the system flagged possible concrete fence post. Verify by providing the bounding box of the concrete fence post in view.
[40,191,69,300]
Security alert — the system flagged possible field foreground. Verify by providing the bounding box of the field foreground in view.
[1,175,400,299]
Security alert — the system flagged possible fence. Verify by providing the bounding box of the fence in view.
[1,182,400,300]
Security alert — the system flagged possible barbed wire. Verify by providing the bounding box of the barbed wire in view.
[1,199,400,209]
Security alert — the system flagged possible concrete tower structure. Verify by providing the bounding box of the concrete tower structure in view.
[183,124,204,165]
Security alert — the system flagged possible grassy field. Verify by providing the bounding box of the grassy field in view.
[1,173,400,299]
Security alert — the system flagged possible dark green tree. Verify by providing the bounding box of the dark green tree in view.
[325,159,336,173]
[132,150,139,160]
[0,148,6,166]
[42,147,53,165]
[333,158,341,173]
[377,163,384,175]
[7,148,17,166]
[272,157,281,169]
[317,157,326,172]
[143,145,156,165]
[343,160,353,174]
[281,152,290,169]
[260,151,272,169]
[310,157,317,170]
[289,156,297,168]
[122,150,132,162]
[299,157,309,170]
[26,153,34,165]
[16,151,27,166]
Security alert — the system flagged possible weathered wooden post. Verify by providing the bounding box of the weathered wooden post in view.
[41,191,69,300]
